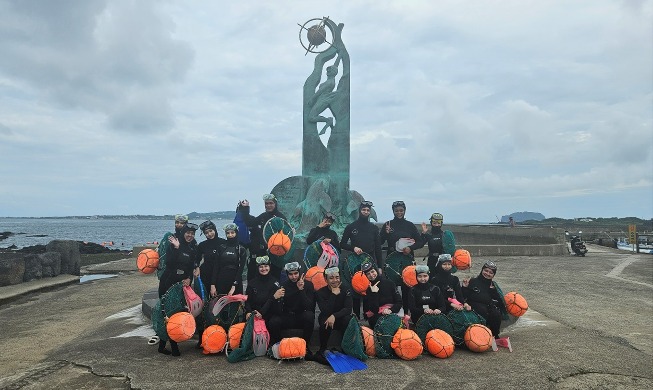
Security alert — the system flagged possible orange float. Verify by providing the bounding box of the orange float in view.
[504,291,529,317]
[464,324,493,352]
[425,329,455,358]
[268,232,292,256]
[360,325,375,357]
[452,249,471,270]
[305,266,327,290]
[401,265,417,287]
[201,325,227,354]
[166,312,196,342]
[137,249,159,274]
[390,328,423,360]
[351,271,370,295]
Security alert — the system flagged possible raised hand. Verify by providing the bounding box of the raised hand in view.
[369,281,380,293]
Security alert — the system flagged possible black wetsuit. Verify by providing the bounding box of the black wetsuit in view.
[341,213,382,319]
[463,275,505,337]
[407,282,446,324]
[268,279,315,345]
[379,216,421,312]
[158,240,197,297]
[315,285,353,352]
[214,237,246,295]
[240,204,288,280]
[197,235,224,294]
[430,264,464,314]
[306,225,341,249]
[244,273,282,321]
[362,274,402,329]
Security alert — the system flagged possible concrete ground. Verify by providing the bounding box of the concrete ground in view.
[0,245,651,390]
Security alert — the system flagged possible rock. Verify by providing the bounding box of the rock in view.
[46,240,80,276]
[40,252,62,277]
[0,257,25,286]
[0,231,15,241]
[17,244,47,254]
[22,254,43,282]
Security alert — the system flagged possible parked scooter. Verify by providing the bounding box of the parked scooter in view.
[570,235,588,256]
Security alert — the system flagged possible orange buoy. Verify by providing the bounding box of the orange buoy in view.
[504,291,528,317]
[166,312,196,342]
[137,249,159,274]
[425,329,455,358]
[391,328,423,360]
[452,249,471,270]
[401,265,418,287]
[464,324,493,352]
[201,325,227,354]
[305,266,327,290]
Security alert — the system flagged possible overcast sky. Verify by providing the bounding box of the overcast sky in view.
[0,0,651,223]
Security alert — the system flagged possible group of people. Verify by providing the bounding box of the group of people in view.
[154,194,507,358]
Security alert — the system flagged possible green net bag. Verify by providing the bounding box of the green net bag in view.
[155,232,173,279]
[447,310,486,346]
[341,316,368,361]
[227,315,256,363]
[204,296,247,330]
[373,314,402,359]
[414,313,454,343]
[263,217,296,268]
[340,252,373,285]
[151,282,185,342]
[384,251,413,285]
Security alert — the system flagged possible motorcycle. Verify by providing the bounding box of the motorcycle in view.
[570,236,588,256]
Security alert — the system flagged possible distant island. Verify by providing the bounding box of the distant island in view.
[4,211,236,220]
[501,211,545,223]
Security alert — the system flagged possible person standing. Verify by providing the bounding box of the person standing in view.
[420,213,456,275]
[196,221,224,298]
[306,212,340,249]
[341,201,382,318]
[379,200,421,313]
[214,223,247,296]
[240,194,288,280]
[157,222,199,356]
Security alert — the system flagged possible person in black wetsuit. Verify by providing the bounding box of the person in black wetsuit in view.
[157,222,199,356]
[174,214,188,237]
[341,201,382,319]
[462,261,506,338]
[406,265,447,324]
[379,200,422,314]
[244,256,283,325]
[315,266,353,354]
[306,212,340,249]
[419,213,456,275]
[361,261,402,329]
[213,223,247,296]
[196,220,224,298]
[430,254,471,313]
[239,194,288,280]
[268,262,315,349]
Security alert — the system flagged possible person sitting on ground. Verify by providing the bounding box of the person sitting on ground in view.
[158,222,199,356]
[361,261,402,329]
[379,200,422,314]
[268,262,315,352]
[306,212,340,249]
[213,223,247,296]
[420,213,456,275]
[315,266,353,355]
[239,194,288,280]
[430,254,470,314]
[462,261,507,338]
[406,265,447,325]
[244,256,283,325]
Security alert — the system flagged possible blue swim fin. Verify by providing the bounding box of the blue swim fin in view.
[333,351,367,371]
[324,350,353,374]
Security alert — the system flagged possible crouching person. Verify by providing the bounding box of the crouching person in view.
[315,266,353,355]
[268,262,316,352]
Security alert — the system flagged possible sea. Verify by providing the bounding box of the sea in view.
[0,218,233,250]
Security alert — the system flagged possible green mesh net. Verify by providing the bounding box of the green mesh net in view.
[303,240,323,268]
[227,315,256,363]
[155,232,173,279]
[341,316,368,361]
[151,282,186,342]
[373,314,402,359]
[384,251,413,285]
[414,314,454,343]
[263,217,296,268]
[446,310,486,346]
[204,297,246,330]
[340,252,373,285]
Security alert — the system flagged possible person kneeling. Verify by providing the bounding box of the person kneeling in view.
[407,265,447,324]
[361,261,402,329]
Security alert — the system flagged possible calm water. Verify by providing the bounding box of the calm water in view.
[0,218,232,250]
